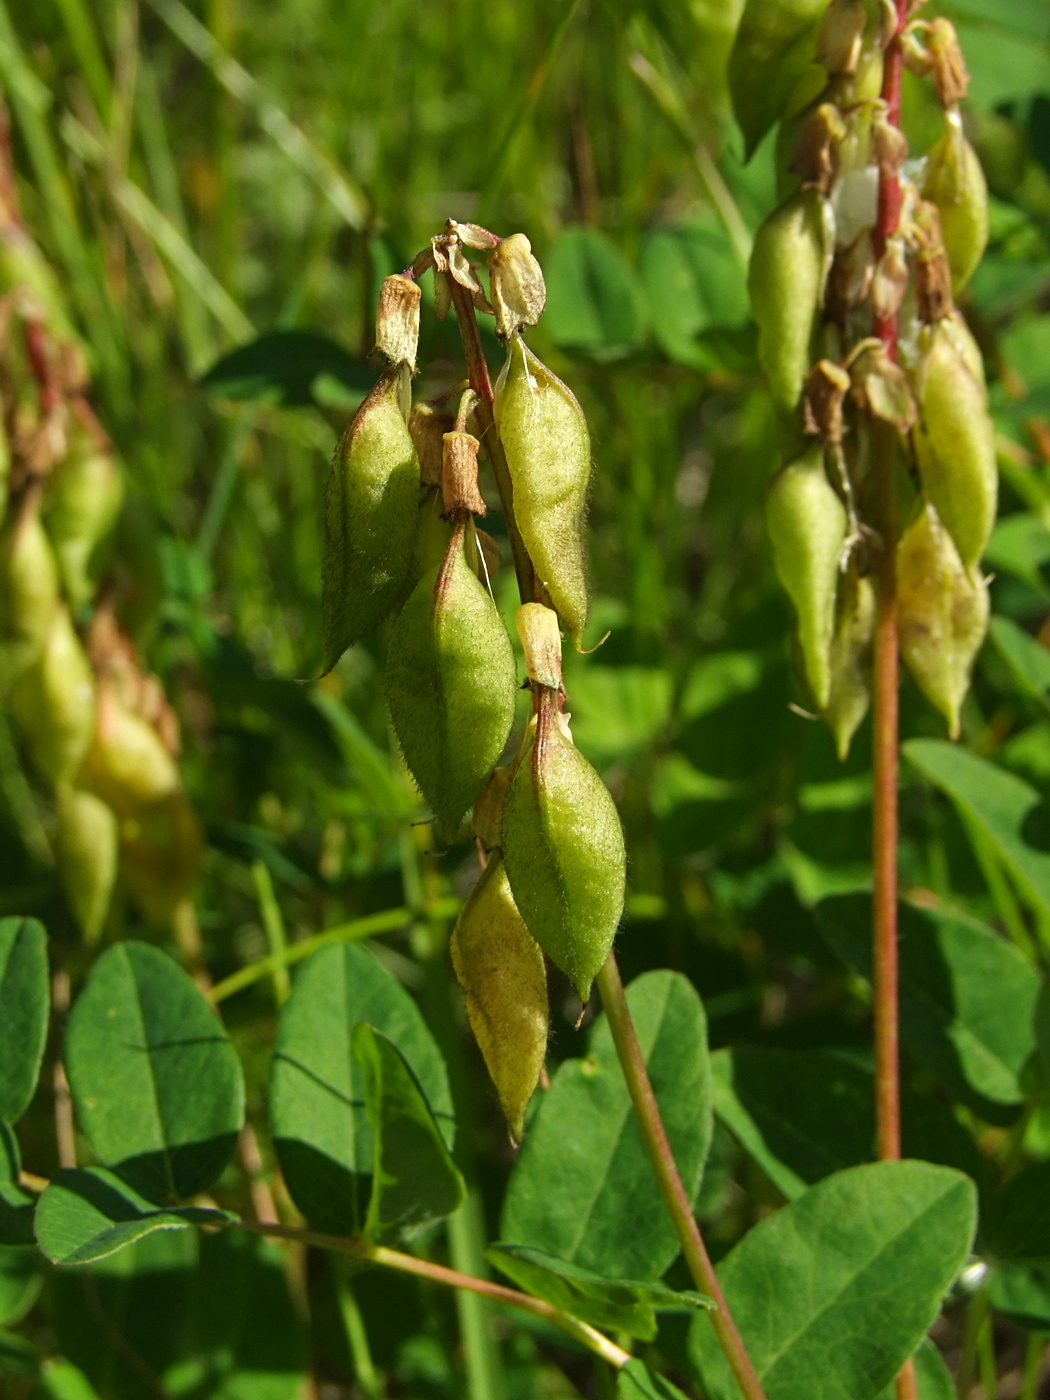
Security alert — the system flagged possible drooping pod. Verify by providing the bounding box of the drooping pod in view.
[450,854,548,1141]
[502,640,625,1004]
[43,421,125,611]
[54,785,118,943]
[120,791,204,922]
[494,335,590,643]
[823,564,876,761]
[748,188,830,412]
[766,445,847,710]
[321,364,421,670]
[0,500,61,690]
[78,682,181,818]
[385,518,518,840]
[922,119,988,293]
[898,502,989,738]
[11,606,95,786]
[911,318,996,570]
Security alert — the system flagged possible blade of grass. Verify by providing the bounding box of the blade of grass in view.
[52,0,112,117]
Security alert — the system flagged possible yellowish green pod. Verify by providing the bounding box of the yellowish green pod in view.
[121,791,204,921]
[766,445,847,710]
[44,425,125,611]
[0,503,61,690]
[79,686,180,818]
[11,606,95,786]
[912,319,996,570]
[450,855,548,1141]
[55,785,118,943]
[898,502,989,738]
[502,697,625,1004]
[824,565,875,761]
[0,416,10,523]
[386,520,517,839]
[923,122,989,293]
[321,364,421,670]
[748,189,828,412]
[494,335,590,643]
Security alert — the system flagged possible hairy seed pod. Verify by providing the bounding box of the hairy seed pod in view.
[766,445,847,710]
[494,335,590,643]
[386,520,517,839]
[911,318,996,569]
[923,121,988,293]
[44,425,125,611]
[824,565,876,761]
[502,694,625,1004]
[54,786,118,943]
[473,766,510,851]
[450,855,548,1141]
[120,791,204,921]
[11,607,95,786]
[898,503,989,738]
[0,502,60,690]
[79,685,180,817]
[321,364,421,671]
[748,189,829,412]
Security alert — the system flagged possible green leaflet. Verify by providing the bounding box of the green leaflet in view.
[501,698,625,1002]
[385,520,517,838]
[728,0,829,158]
[321,362,420,670]
[0,1122,35,1246]
[0,916,49,1125]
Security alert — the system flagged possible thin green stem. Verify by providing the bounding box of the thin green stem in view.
[448,1193,504,1400]
[1021,1333,1044,1400]
[977,1306,997,1400]
[595,954,768,1400]
[250,860,291,1006]
[336,1264,384,1400]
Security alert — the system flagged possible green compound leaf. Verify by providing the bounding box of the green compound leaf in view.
[0,1122,35,1246]
[728,0,827,158]
[904,738,1050,928]
[487,1242,711,1341]
[689,1161,976,1400]
[34,1167,234,1266]
[618,1358,691,1399]
[543,227,648,360]
[64,942,245,1203]
[817,893,1040,1120]
[353,1023,464,1242]
[0,917,49,1125]
[269,942,454,1237]
[501,970,712,1281]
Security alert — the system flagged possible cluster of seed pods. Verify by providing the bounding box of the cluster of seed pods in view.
[321,227,626,1138]
[0,192,200,940]
[747,0,993,749]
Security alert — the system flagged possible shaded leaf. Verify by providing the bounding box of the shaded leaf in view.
[982,1161,1050,1262]
[199,328,373,409]
[983,513,1050,596]
[34,1167,233,1266]
[618,1357,691,1399]
[989,616,1050,709]
[501,970,712,1281]
[0,1328,37,1375]
[986,1261,1050,1330]
[353,1023,464,1242]
[0,917,49,1124]
[543,227,648,359]
[728,0,827,158]
[270,942,454,1237]
[689,1162,976,1400]
[65,942,245,1203]
[0,1122,35,1246]
[487,1242,711,1342]
[0,1243,39,1327]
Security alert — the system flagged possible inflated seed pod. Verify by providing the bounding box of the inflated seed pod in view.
[0,416,10,524]
[923,121,988,293]
[748,189,829,412]
[766,445,847,710]
[450,855,548,1141]
[78,685,180,818]
[0,502,60,690]
[473,766,510,851]
[385,520,517,840]
[54,785,118,943]
[911,318,996,569]
[823,565,876,761]
[898,502,989,738]
[494,335,590,643]
[321,364,421,670]
[44,423,125,611]
[11,606,95,786]
[502,692,626,1004]
[120,791,204,921]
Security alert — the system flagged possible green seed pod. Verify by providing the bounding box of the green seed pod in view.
[911,318,996,570]
[898,502,989,738]
[473,766,510,851]
[54,786,118,943]
[494,335,590,643]
[766,445,847,710]
[11,606,95,786]
[0,222,81,347]
[385,520,518,840]
[321,364,421,670]
[748,189,829,412]
[923,122,988,293]
[502,695,626,1004]
[79,685,180,818]
[120,791,204,921]
[823,565,875,761]
[0,415,10,523]
[450,855,548,1141]
[44,423,125,611]
[0,502,61,691]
